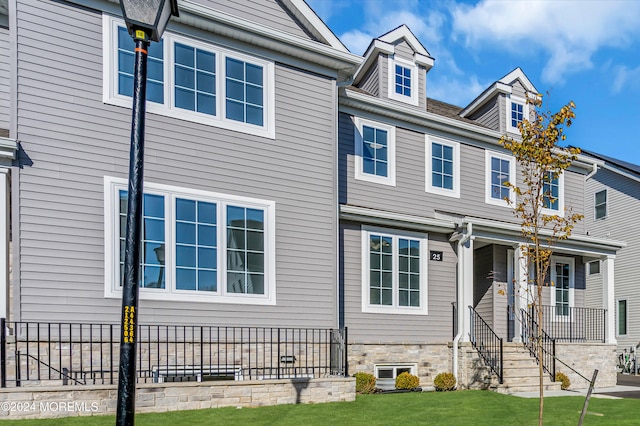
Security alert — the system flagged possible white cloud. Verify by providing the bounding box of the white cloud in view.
[613,65,640,93]
[428,74,488,107]
[339,30,373,55]
[451,0,640,84]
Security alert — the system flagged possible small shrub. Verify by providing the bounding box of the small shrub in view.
[555,372,570,390]
[433,372,456,391]
[354,372,376,394]
[395,372,420,390]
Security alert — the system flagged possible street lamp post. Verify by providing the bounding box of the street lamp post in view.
[116,1,178,425]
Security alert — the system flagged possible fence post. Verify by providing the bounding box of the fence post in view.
[499,338,503,384]
[277,328,281,380]
[603,309,607,343]
[15,350,20,387]
[0,318,5,388]
[343,327,348,377]
[552,339,556,379]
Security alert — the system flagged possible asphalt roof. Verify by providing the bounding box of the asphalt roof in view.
[578,147,640,176]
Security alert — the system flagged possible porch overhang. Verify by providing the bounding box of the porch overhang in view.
[339,205,456,233]
[462,217,625,258]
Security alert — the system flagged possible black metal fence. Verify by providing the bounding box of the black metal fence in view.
[0,318,348,387]
[539,305,606,343]
[520,308,555,380]
[469,306,503,384]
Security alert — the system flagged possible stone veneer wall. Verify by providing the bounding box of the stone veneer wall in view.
[347,342,452,387]
[0,378,355,420]
[457,343,499,390]
[555,343,617,389]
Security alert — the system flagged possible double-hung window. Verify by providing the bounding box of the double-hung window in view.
[388,57,419,105]
[485,151,515,206]
[105,177,276,305]
[362,227,427,315]
[508,97,527,133]
[618,300,627,336]
[104,15,274,138]
[595,190,607,220]
[425,137,460,198]
[551,256,574,319]
[353,118,396,186]
[542,171,564,215]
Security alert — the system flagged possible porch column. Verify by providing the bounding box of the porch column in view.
[603,256,616,344]
[460,237,474,342]
[0,170,8,320]
[512,245,528,343]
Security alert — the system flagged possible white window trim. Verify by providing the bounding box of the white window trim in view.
[425,136,460,198]
[374,363,417,390]
[587,260,600,276]
[102,14,275,139]
[507,96,528,134]
[353,117,396,186]
[595,189,607,220]
[550,256,574,322]
[104,176,276,305]
[361,226,428,315]
[541,171,564,217]
[484,150,516,207]
[617,299,628,337]
[387,56,419,106]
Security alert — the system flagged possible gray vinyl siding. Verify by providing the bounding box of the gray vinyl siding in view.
[467,96,499,131]
[15,0,338,327]
[195,0,314,40]
[358,58,379,97]
[339,112,587,224]
[0,25,9,131]
[586,168,640,348]
[341,222,455,343]
[393,41,413,62]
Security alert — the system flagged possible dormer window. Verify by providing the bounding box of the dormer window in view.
[388,57,419,106]
[508,97,527,133]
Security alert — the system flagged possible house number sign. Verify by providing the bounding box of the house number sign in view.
[430,251,443,261]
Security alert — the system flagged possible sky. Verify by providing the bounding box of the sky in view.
[306,0,640,165]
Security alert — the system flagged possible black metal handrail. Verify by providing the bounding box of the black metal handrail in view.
[539,305,606,343]
[469,306,503,384]
[0,320,348,387]
[520,308,556,380]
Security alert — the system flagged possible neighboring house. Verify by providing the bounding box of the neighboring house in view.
[338,25,623,389]
[0,0,626,398]
[580,149,640,355]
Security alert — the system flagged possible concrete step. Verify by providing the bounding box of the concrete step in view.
[495,382,563,394]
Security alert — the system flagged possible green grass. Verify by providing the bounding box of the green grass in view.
[1,391,638,425]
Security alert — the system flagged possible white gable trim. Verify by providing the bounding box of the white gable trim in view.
[500,68,537,93]
[282,0,349,52]
[353,40,394,86]
[459,82,512,118]
[378,25,431,57]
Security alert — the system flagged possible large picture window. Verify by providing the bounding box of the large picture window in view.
[104,15,275,138]
[106,177,276,305]
[361,227,428,315]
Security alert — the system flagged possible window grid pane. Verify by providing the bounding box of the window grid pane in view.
[369,235,393,306]
[225,58,264,126]
[119,191,166,289]
[555,262,570,316]
[543,172,559,210]
[174,43,216,116]
[398,239,420,307]
[117,26,164,104]
[176,199,217,292]
[595,190,607,219]
[362,125,388,177]
[432,143,454,190]
[511,102,524,128]
[394,64,411,97]
[490,157,510,200]
[227,206,265,295]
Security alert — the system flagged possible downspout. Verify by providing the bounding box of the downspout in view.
[452,222,472,386]
[585,162,598,181]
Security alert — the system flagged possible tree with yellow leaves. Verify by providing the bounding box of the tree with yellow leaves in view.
[500,96,583,426]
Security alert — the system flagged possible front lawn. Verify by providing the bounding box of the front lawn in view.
[2,391,638,425]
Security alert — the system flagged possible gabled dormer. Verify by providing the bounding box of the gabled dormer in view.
[352,25,434,110]
[460,68,537,135]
